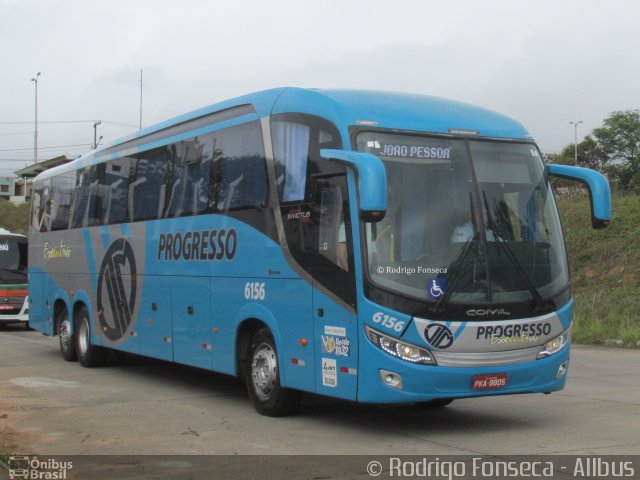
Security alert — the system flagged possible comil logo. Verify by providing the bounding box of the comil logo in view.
[424,323,454,349]
[97,238,137,341]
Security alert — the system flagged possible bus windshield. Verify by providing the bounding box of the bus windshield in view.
[356,132,569,306]
[0,235,28,283]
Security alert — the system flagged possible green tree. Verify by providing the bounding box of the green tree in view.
[592,109,640,190]
[556,144,577,166]
[577,135,608,172]
[555,110,640,191]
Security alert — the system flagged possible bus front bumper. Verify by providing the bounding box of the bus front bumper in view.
[0,297,29,324]
[357,340,570,404]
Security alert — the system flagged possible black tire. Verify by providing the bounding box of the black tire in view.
[75,306,107,368]
[245,328,301,416]
[58,308,77,362]
[417,398,454,408]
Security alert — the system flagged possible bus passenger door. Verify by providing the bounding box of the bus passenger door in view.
[310,175,358,400]
[172,276,213,369]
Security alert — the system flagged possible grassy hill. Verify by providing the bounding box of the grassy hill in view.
[0,200,30,235]
[557,194,640,347]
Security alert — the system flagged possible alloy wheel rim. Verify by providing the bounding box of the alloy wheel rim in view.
[251,343,277,401]
[59,318,71,351]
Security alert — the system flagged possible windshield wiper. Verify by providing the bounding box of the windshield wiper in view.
[431,194,481,315]
[482,191,547,312]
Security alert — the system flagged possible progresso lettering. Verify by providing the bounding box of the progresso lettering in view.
[476,322,551,340]
[158,228,237,261]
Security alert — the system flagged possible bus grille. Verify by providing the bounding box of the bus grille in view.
[0,296,25,315]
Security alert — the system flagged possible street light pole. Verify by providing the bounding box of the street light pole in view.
[31,72,41,164]
[569,120,583,166]
[139,69,143,130]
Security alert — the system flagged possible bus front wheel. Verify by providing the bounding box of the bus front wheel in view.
[245,328,301,416]
[75,306,107,368]
[58,309,77,362]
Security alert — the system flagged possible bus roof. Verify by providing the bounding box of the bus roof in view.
[273,88,532,141]
[34,88,532,182]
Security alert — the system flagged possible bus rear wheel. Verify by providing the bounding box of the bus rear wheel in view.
[58,309,77,362]
[75,306,107,368]
[245,328,301,416]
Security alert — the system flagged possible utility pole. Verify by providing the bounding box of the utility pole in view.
[31,72,41,164]
[93,120,102,149]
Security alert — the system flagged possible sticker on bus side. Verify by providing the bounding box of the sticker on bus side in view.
[321,336,350,357]
[322,358,337,387]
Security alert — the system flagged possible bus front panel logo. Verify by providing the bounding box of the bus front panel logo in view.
[97,238,137,341]
[424,323,454,349]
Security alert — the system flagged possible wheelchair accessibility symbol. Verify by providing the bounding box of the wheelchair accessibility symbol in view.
[428,278,447,299]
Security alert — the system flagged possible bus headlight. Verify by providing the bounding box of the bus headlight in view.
[537,326,572,359]
[365,325,436,365]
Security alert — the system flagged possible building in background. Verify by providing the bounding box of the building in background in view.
[11,155,72,204]
[0,175,16,201]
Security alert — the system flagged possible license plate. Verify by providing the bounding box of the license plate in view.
[472,373,508,390]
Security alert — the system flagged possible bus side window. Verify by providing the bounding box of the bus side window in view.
[317,180,350,271]
[130,148,167,222]
[98,157,134,225]
[179,138,211,216]
[272,121,310,202]
[308,174,355,304]
[214,122,268,212]
[50,174,74,230]
[70,169,86,228]
[164,144,183,218]
[271,112,354,304]
[31,181,48,232]
[87,164,106,227]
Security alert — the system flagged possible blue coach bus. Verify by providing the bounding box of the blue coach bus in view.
[28,88,610,415]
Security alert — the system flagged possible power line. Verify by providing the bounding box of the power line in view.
[0,119,138,128]
[0,120,95,125]
[0,143,91,153]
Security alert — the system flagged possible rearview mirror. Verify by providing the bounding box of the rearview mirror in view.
[547,164,611,229]
[320,149,387,222]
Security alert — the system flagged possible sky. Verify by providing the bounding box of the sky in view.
[1,0,639,176]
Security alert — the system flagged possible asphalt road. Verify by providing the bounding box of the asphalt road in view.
[1,325,639,478]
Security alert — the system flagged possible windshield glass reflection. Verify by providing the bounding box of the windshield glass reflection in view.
[356,132,568,305]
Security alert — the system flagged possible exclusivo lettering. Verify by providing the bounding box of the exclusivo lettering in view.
[157,228,237,261]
